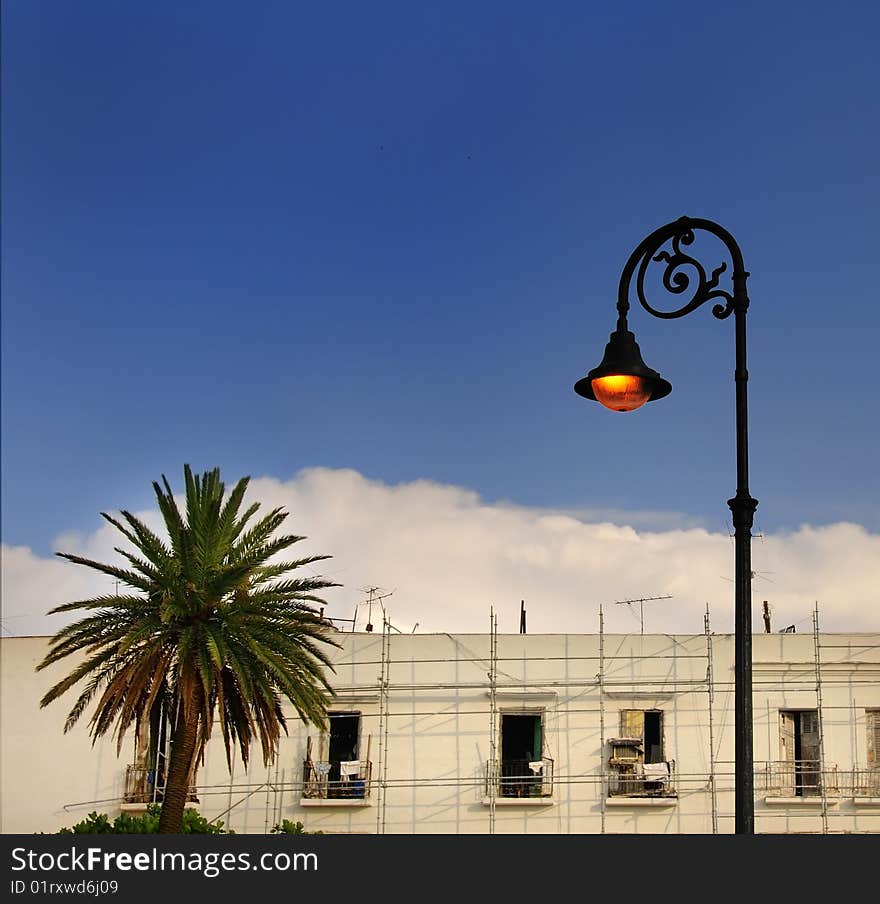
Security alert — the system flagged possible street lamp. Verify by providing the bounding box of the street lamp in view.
[574,216,758,834]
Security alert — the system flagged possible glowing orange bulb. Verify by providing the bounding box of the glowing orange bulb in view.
[591,374,652,412]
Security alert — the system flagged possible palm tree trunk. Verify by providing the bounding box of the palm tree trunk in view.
[158,682,202,834]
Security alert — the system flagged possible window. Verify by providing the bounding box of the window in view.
[302,711,371,800]
[779,710,821,796]
[854,709,880,797]
[123,699,198,805]
[498,711,552,798]
[867,709,880,769]
[607,709,675,797]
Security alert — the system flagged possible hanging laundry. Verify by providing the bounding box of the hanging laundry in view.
[339,760,361,779]
[641,762,670,783]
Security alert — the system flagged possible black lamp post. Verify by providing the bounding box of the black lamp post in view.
[575,216,757,834]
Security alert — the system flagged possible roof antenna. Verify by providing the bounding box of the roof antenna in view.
[519,600,527,634]
[612,594,673,635]
[762,600,771,633]
[366,587,374,633]
[358,585,395,633]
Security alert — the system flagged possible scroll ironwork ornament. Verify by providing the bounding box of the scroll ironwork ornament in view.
[615,216,750,331]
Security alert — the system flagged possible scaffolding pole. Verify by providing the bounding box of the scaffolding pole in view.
[275,766,284,828]
[704,604,718,834]
[263,765,272,833]
[375,617,391,834]
[813,602,829,834]
[487,607,498,835]
[598,605,606,835]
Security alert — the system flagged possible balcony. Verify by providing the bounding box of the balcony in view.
[756,760,842,799]
[122,765,198,809]
[607,760,677,799]
[486,756,554,799]
[302,759,372,801]
[850,767,880,799]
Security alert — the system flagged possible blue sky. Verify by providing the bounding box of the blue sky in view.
[2,2,878,634]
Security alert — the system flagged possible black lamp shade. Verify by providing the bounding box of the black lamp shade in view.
[574,328,672,409]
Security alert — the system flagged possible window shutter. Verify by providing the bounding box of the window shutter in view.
[780,711,796,763]
[801,710,819,736]
[868,710,880,767]
[800,712,820,765]
[619,710,644,740]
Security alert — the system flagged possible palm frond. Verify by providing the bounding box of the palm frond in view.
[40,464,340,817]
[52,554,153,594]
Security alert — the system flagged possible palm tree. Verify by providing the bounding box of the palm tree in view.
[37,465,341,833]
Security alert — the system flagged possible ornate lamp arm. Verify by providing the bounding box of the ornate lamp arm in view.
[615,216,749,330]
[616,214,755,505]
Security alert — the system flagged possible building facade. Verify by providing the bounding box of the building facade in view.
[2,627,879,834]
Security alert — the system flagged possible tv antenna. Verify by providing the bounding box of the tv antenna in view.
[357,586,395,633]
[721,570,775,585]
[612,595,673,635]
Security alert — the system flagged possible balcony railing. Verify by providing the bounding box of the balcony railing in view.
[302,759,372,800]
[756,760,841,797]
[486,756,554,798]
[850,767,880,798]
[607,760,677,798]
[124,764,198,804]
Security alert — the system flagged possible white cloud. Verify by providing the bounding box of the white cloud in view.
[2,468,878,638]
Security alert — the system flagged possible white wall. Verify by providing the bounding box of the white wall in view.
[2,631,878,834]
[1,636,137,834]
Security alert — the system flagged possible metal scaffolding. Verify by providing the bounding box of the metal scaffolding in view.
[705,604,718,833]
[598,605,606,834]
[55,601,880,835]
[813,603,829,834]
[487,607,498,835]
[375,617,391,835]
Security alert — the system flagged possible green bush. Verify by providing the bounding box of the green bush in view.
[56,805,230,834]
[271,819,321,834]
[55,808,323,835]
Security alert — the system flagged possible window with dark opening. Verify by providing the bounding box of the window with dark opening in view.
[500,712,545,797]
[618,709,664,762]
[327,712,363,798]
[302,711,370,800]
[607,709,673,797]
